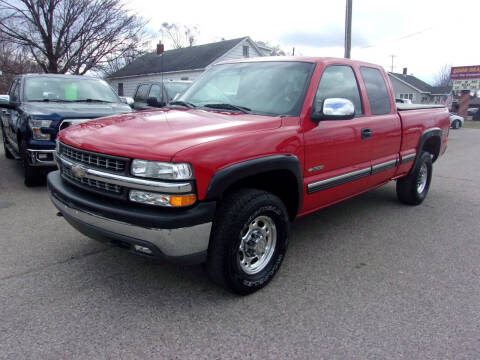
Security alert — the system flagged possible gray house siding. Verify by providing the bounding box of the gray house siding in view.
[215,38,263,63]
[388,75,425,103]
[108,37,263,98]
[109,70,203,97]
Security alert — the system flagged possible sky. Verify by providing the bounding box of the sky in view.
[130,0,479,84]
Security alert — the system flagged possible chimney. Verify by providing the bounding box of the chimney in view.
[156,41,164,55]
[402,67,407,76]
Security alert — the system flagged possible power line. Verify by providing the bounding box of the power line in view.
[360,27,433,50]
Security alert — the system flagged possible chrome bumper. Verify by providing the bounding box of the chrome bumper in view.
[27,149,57,166]
[51,194,212,259]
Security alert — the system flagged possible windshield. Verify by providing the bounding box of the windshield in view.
[178,61,314,116]
[164,82,190,101]
[24,77,119,103]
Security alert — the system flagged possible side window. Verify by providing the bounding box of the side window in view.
[360,67,391,115]
[134,84,150,101]
[9,80,21,102]
[148,84,163,102]
[314,65,363,115]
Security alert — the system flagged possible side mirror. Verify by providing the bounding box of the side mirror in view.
[119,96,134,106]
[0,95,14,109]
[311,98,355,122]
[146,97,165,108]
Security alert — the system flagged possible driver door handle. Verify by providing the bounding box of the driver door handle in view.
[361,128,372,140]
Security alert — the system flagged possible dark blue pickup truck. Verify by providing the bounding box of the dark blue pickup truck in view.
[0,74,132,185]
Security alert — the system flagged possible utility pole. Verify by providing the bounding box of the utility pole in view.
[389,55,397,72]
[344,0,352,58]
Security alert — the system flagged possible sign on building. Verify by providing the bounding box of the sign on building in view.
[450,65,480,90]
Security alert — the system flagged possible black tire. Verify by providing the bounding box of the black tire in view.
[396,151,432,205]
[452,120,460,129]
[207,188,290,295]
[20,139,43,186]
[1,127,14,159]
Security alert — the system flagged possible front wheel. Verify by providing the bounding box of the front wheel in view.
[396,151,432,205]
[1,127,14,159]
[207,189,290,295]
[451,120,460,129]
[20,139,44,186]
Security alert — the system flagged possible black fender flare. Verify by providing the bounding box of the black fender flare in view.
[414,127,442,167]
[204,154,303,217]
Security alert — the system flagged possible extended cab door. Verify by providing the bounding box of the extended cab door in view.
[358,67,401,186]
[302,64,372,211]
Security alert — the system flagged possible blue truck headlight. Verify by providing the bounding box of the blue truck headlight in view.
[29,119,52,140]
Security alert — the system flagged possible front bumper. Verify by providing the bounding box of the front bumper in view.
[48,171,215,263]
[27,149,57,166]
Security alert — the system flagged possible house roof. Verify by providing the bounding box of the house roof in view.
[388,72,452,95]
[389,72,432,92]
[108,37,248,79]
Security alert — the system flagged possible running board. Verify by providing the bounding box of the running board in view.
[5,143,21,160]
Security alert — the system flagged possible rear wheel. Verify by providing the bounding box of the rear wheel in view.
[396,151,432,205]
[20,139,44,186]
[452,120,460,129]
[207,188,290,295]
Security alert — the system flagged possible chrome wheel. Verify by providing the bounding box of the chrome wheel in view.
[416,163,428,194]
[238,215,277,275]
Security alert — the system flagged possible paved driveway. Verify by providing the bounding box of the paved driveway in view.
[1,129,479,359]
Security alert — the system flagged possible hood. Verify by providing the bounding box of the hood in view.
[59,108,282,161]
[22,101,132,120]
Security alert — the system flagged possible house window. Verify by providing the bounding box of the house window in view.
[118,83,124,96]
[400,93,413,100]
[243,45,249,57]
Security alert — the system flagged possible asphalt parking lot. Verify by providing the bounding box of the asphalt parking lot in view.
[1,129,479,359]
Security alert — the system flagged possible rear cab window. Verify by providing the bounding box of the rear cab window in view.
[148,84,163,102]
[134,84,150,102]
[360,67,391,115]
[313,65,363,116]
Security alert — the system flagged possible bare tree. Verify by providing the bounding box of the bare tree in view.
[434,64,452,87]
[0,0,148,75]
[161,23,198,49]
[97,42,150,78]
[0,39,41,93]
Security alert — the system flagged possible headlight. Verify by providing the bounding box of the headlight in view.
[131,160,193,180]
[129,190,196,207]
[29,119,52,140]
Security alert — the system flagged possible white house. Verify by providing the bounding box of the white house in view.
[388,70,451,104]
[108,37,264,97]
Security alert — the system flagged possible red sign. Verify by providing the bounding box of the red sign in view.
[450,65,480,80]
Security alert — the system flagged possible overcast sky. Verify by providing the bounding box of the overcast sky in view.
[132,0,479,84]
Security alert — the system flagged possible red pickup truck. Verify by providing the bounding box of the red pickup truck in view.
[48,57,449,294]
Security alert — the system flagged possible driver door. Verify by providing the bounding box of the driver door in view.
[302,65,372,211]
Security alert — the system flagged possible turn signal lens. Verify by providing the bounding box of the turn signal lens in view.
[129,190,196,207]
[169,194,196,207]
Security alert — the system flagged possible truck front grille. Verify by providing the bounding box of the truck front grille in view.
[62,167,123,194]
[59,143,127,172]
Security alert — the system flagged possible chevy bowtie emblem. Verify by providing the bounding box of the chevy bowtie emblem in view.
[71,164,87,178]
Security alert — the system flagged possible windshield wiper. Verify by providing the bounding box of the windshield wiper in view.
[168,100,196,108]
[29,99,67,102]
[72,99,113,103]
[203,103,251,113]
